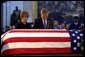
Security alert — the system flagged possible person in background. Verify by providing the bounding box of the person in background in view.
[15,11,32,29]
[10,6,21,28]
[53,20,66,29]
[53,20,58,29]
[33,8,53,29]
[68,16,83,30]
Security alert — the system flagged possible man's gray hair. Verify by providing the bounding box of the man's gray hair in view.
[41,8,49,14]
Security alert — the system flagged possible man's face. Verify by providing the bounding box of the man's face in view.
[41,12,48,19]
[74,19,79,23]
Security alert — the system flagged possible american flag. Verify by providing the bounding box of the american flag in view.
[1,29,83,56]
[69,30,83,53]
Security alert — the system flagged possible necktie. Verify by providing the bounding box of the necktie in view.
[44,19,47,29]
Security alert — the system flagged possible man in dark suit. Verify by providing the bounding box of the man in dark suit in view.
[33,8,53,29]
[68,16,82,30]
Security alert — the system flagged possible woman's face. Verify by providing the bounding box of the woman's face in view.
[22,16,28,22]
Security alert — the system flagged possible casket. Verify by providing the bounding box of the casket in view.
[1,29,82,56]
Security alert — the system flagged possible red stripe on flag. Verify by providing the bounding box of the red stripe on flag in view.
[9,31,68,33]
[9,29,68,33]
[1,48,71,56]
[2,37,70,46]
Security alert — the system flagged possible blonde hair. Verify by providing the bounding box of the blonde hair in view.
[41,8,49,14]
[20,11,29,19]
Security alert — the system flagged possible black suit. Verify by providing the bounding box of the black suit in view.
[33,18,53,29]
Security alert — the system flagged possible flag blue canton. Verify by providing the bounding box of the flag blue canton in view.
[69,30,83,53]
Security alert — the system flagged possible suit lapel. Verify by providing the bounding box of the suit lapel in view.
[39,18,44,28]
[47,19,50,29]
[40,18,50,29]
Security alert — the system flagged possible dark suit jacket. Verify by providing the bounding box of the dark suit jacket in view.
[33,18,53,29]
[68,22,81,30]
[15,21,32,29]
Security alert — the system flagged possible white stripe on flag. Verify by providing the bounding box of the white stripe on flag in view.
[2,32,70,42]
[1,42,70,53]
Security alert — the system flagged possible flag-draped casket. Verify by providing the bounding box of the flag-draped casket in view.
[1,29,83,56]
